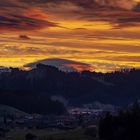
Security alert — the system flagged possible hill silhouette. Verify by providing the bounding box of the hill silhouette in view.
[25,58,91,72]
[0,64,140,114]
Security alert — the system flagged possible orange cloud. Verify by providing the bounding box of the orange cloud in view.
[64,64,93,72]
[22,7,48,20]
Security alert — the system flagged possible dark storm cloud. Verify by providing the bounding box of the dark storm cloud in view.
[0,15,57,31]
[21,0,137,10]
[0,0,140,31]
[0,0,58,31]
[22,0,140,28]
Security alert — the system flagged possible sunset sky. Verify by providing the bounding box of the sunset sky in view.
[1,0,140,72]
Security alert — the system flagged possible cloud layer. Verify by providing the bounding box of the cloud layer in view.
[0,0,58,31]
[0,0,140,72]
[0,0,140,31]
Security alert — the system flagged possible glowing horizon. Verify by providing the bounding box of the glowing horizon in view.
[1,0,140,72]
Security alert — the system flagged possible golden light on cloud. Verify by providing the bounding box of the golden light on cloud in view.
[58,21,112,30]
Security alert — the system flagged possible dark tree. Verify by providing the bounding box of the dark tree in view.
[99,101,140,140]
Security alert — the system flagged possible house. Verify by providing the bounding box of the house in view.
[25,133,38,140]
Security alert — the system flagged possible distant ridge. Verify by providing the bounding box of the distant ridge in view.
[0,66,11,73]
[0,104,28,117]
[25,58,92,72]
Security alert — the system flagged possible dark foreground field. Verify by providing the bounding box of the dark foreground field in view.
[0,128,98,140]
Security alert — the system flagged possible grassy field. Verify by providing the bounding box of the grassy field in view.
[0,128,98,140]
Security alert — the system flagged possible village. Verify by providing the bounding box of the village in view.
[0,106,117,140]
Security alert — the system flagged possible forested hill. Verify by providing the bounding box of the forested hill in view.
[0,64,140,113]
